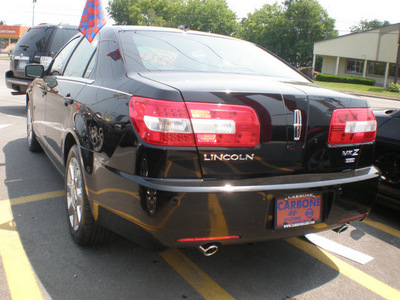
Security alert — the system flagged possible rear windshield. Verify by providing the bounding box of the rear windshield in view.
[16,27,53,52]
[119,30,308,81]
[50,28,79,53]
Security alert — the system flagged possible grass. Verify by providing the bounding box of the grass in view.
[315,81,400,99]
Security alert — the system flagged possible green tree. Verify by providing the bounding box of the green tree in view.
[176,0,238,35]
[108,0,137,25]
[109,0,184,26]
[0,20,5,25]
[238,0,337,67]
[238,3,285,47]
[350,19,390,33]
[107,0,238,35]
[127,0,180,27]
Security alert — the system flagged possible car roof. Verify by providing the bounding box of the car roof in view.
[110,25,235,40]
[31,23,78,30]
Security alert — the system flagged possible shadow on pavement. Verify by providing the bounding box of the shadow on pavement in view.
[0,105,26,118]
[351,202,400,250]
[3,138,341,300]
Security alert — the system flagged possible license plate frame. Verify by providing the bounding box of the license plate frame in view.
[275,193,322,229]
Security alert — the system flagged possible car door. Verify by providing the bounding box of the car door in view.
[44,36,97,170]
[29,76,47,142]
[39,36,80,169]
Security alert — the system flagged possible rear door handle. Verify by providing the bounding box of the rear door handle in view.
[40,87,47,96]
[65,94,74,106]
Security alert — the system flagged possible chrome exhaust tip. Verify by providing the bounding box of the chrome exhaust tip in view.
[333,224,349,234]
[198,244,219,256]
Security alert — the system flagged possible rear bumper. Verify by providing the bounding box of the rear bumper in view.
[89,166,380,248]
[5,70,31,93]
[121,166,379,193]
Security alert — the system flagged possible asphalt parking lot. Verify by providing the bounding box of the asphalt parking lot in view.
[0,58,400,300]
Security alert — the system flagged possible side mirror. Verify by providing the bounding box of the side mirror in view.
[25,64,44,78]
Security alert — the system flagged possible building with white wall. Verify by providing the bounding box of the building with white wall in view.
[313,23,400,87]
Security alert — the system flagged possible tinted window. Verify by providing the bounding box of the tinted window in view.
[389,63,396,77]
[50,37,80,76]
[97,40,126,80]
[50,28,79,54]
[16,27,52,52]
[346,59,364,74]
[64,37,97,78]
[120,31,307,81]
[84,50,98,79]
[367,61,386,76]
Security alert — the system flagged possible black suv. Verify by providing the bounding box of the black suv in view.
[5,23,78,94]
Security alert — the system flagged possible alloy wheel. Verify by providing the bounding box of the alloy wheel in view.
[27,104,34,146]
[66,157,84,231]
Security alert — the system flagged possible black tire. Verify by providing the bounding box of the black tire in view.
[65,145,112,246]
[375,152,400,188]
[27,100,42,152]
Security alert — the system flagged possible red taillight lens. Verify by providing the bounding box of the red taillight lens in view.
[328,108,376,145]
[186,102,260,147]
[129,97,196,147]
[129,97,260,147]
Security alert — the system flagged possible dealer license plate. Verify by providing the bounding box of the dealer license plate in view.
[275,193,322,228]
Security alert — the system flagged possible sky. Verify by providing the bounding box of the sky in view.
[0,0,399,35]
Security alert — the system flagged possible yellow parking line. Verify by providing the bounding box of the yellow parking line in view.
[0,199,43,300]
[287,237,400,300]
[208,194,229,236]
[160,249,234,300]
[364,218,400,239]
[0,191,64,299]
[3,190,400,300]
[1,190,64,206]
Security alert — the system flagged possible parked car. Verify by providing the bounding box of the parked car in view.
[374,109,400,205]
[5,23,78,94]
[25,26,379,255]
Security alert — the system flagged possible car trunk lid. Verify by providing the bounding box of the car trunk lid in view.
[136,72,375,179]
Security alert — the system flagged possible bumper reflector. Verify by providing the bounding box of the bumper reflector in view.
[177,235,240,242]
[338,213,368,224]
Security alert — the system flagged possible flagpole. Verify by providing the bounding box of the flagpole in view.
[32,0,36,27]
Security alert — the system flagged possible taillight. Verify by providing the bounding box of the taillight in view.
[328,108,376,145]
[130,97,195,147]
[186,102,260,147]
[129,97,260,147]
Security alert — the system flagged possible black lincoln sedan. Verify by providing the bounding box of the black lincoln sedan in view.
[26,26,379,255]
